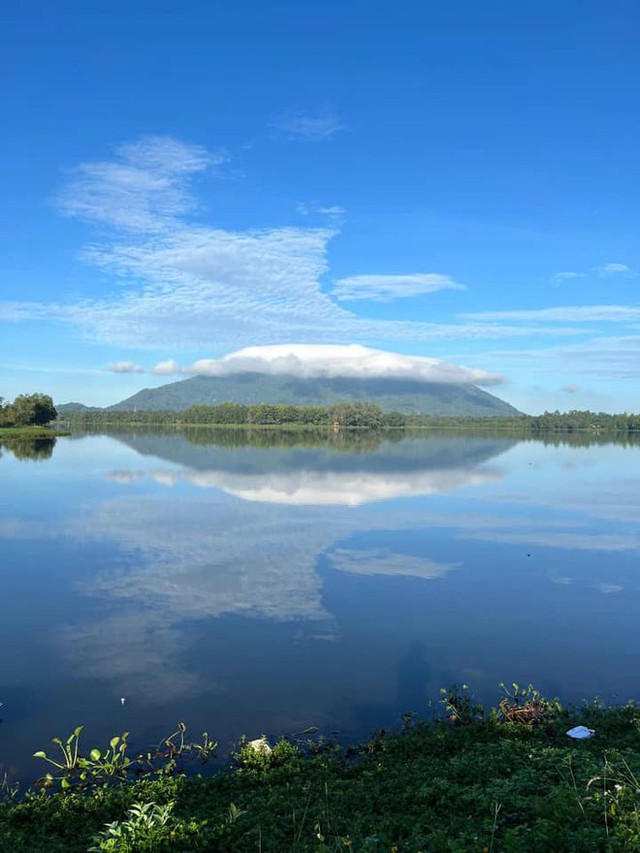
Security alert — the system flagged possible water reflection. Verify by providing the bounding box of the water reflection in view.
[2,429,640,782]
[329,548,460,580]
[109,431,513,505]
[0,436,56,460]
[56,432,513,701]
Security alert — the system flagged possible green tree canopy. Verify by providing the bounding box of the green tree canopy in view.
[0,393,57,427]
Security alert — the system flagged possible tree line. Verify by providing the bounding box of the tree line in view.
[0,394,58,427]
[406,410,640,433]
[61,401,408,429]
[58,404,640,434]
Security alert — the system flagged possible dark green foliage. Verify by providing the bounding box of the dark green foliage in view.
[4,699,640,851]
[408,410,640,436]
[103,372,521,416]
[59,399,640,442]
[0,394,57,427]
[60,401,407,430]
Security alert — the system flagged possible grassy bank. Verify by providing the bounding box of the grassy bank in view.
[0,426,66,439]
[2,692,640,851]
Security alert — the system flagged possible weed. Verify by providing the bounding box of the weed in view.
[33,722,217,791]
[8,686,640,852]
[497,682,562,725]
[87,800,176,852]
[440,683,484,725]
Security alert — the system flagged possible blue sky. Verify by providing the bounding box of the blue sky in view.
[1,0,639,413]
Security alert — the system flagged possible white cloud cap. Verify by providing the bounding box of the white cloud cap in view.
[185,343,505,386]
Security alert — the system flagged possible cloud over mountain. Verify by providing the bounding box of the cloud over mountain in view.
[185,344,505,386]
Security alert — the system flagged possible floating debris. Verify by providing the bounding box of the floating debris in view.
[566,725,595,739]
[247,737,272,755]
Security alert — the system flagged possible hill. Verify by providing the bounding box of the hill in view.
[56,402,102,414]
[107,373,521,416]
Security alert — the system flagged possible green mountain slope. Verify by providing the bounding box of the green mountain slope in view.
[57,402,102,414]
[107,373,521,416]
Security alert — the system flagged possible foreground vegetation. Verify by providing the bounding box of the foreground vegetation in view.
[4,688,640,851]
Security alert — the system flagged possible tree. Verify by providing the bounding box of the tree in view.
[329,402,384,429]
[2,393,57,427]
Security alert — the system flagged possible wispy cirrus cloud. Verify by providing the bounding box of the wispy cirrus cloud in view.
[474,335,640,381]
[57,136,225,233]
[460,305,640,323]
[0,136,597,356]
[595,262,635,277]
[315,205,345,217]
[551,271,584,284]
[550,264,636,284]
[551,263,637,284]
[296,201,346,222]
[333,273,466,302]
[0,302,51,321]
[106,361,145,374]
[276,109,345,141]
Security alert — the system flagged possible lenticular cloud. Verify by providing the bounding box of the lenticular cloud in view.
[185,344,505,386]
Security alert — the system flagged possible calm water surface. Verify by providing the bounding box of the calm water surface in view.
[1,429,639,781]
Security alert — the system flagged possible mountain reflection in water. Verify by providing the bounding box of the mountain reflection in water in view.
[60,431,513,703]
[108,430,513,505]
[2,429,639,784]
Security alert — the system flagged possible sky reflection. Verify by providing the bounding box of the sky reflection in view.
[1,431,639,782]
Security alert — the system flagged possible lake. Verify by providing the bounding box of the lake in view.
[1,429,639,783]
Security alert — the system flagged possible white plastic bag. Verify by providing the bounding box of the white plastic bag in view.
[566,725,595,739]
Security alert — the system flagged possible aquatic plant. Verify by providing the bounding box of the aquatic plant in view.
[497,681,562,725]
[4,687,640,851]
[33,723,217,791]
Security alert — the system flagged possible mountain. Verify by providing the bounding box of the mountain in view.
[107,373,521,416]
[57,402,102,414]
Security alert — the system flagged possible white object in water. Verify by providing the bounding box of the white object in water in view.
[566,725,595,739]
[120,697,126,706]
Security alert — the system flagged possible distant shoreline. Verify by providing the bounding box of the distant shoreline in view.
[57,413,640,436]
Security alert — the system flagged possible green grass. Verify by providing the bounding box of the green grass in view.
[3,699,640,852]
[0,426,68,438]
